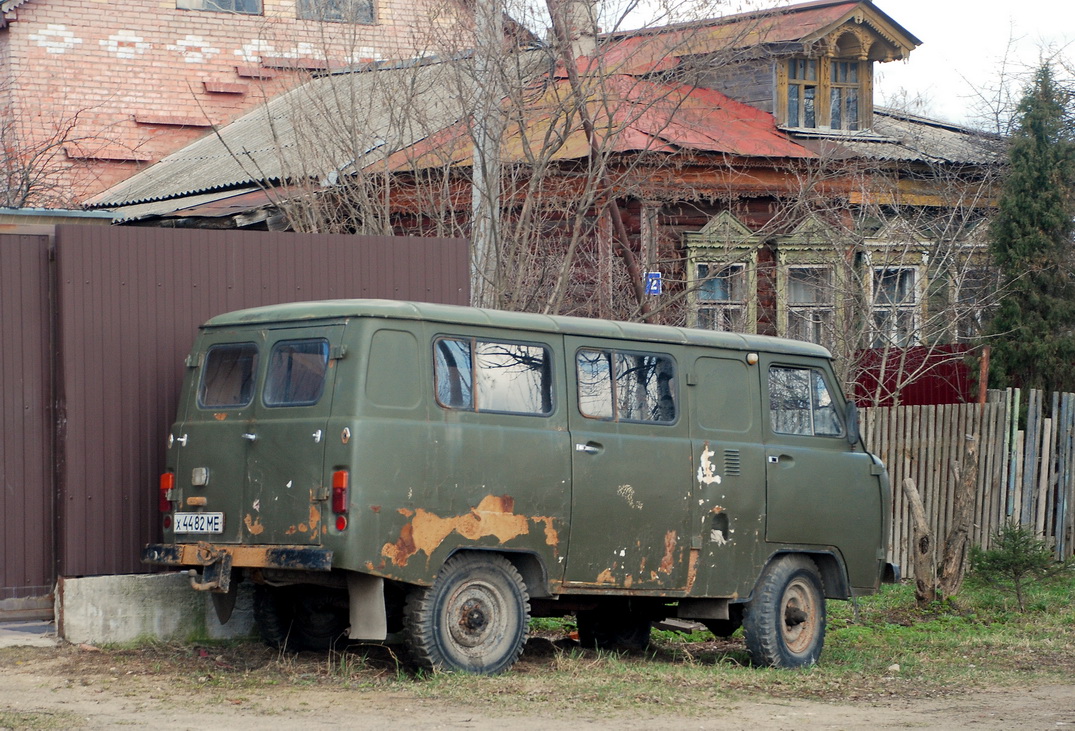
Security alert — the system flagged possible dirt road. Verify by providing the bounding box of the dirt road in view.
[2,642,1074,730]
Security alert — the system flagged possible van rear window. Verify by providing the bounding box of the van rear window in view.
[576,349,677,423]
[264,339,330,407]
[199,343,258,408]
[434,337,552,415]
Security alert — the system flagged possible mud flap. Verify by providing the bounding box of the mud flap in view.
[211,575,239,624]
[346,573,387,641]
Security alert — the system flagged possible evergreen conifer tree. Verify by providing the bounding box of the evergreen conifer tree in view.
[986,64,1075,392]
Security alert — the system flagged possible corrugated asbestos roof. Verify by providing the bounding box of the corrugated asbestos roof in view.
[88,54,484,210]
[791,109,1003,165]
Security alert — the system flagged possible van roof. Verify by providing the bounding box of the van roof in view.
[204,299,831,358]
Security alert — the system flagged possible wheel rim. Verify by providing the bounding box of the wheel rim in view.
[780,576,819,655]
[445,579,508,656]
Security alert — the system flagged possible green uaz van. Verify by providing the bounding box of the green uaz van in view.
[143,299,896,673]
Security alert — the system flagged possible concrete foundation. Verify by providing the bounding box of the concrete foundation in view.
[56,573,256,645]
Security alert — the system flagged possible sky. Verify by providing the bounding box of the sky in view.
[870,0,1073,127]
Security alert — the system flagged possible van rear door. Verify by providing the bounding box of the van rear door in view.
[171,331,261,544]
[242,326,343,545]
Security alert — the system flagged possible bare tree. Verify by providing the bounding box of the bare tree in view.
[0,82,124,208]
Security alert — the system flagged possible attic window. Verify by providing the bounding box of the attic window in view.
[787,59,818,128]
[298,0,374,23]
[177,0,261,14]
[780,57,871,131]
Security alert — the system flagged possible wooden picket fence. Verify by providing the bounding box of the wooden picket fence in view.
[861,388,1075,578]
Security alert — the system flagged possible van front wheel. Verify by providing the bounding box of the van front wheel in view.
[404,553,530,674]
[742,555,825,668]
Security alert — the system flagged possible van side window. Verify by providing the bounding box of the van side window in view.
[769,366,843,437]
[576,349,677,423]
[434,337,552,415]
[199,343,258,408]
[263,339,330,407]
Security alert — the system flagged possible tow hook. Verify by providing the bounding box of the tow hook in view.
[187,542,233,593]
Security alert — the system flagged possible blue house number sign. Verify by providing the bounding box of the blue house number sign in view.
[645,272,662,295]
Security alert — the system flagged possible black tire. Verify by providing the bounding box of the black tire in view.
[290,586,350,651]
[702,605,744,638]
[253,584,296,650]
[403,553,530,674]
[576,609,652,652]
[742,555,826,668]
[253,585,349,652]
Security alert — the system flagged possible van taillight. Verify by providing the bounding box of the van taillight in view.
[159,472,175,513]
[332,470,349,515]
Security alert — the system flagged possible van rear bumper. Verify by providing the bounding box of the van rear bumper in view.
[142,543,333,571]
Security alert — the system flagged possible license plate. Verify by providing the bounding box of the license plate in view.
[174,512,224,534]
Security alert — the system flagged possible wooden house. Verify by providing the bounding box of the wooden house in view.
[87,0,1002,398]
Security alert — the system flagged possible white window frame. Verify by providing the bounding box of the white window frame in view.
[297,0,375,23]
[871,266,920,347]
[954,268,994,343]
[785,264,835,347]
[696,262,749,332]
[177,0,262,14]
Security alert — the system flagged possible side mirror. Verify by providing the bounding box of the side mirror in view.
[845,402,860,447]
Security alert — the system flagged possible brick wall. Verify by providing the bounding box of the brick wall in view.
[1,0,473,204]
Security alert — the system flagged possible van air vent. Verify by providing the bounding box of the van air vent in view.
[723,449,741,475]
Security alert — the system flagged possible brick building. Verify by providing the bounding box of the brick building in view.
[0,0,475,205]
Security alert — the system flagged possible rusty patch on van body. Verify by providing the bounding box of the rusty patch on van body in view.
[381,495,530,567]
[596,568,615,584]
[686,548,699,592]
[530,516,559,549]
[244,514,264,535]
[659,530,677,574]
[214,413,228,421]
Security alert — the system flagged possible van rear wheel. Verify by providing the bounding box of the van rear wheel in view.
[253,585,348,652]
[253,584,295,650]
[403,553,530,674]
[742,555,826,668]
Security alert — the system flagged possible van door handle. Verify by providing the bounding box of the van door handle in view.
[241,433,257,442]
[575,443,601,455]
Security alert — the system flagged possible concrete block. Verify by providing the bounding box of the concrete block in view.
[57,573,256,646]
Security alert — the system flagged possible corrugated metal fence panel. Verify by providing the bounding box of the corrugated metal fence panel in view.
[54,225,468,577]
[0,234,54,600]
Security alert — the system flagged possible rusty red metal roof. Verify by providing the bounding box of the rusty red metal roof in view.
[591,1,918,75]
[380,73,815,171]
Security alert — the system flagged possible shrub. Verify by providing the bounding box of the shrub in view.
[970,522,1072,612]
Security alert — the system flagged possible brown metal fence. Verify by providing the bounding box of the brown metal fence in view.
[1,225,468,607]
[0,234,54,605]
